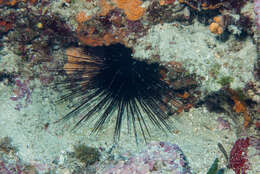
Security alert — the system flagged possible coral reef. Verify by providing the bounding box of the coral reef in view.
[178,0,253,35]
[0,3,77,89]
[99,142,191,174]
[75,0,194,47]
[75,3,148,47]
[0,0,258,173]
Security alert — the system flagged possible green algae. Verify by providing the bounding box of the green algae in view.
[217,76,234,86]
[207,158,219,174]
[74,144,101,166]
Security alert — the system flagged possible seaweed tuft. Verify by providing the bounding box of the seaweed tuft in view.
[74,144,101,166]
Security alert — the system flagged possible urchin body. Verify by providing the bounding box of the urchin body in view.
[55,44,183,142]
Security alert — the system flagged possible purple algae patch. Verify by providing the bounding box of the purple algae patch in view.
[9,78,32,110]
[99,141,191,174]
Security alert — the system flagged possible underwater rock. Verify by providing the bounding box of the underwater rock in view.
[99,141,191,174]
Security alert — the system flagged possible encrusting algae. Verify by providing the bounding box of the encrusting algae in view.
[75,11,91,24]
[0,0,37,6]
[98,0,115,16]
[76,25,126,46]
[228,88,251,128]
[74,0,146,47]
[89,0,146,21]
[113,0,145,21]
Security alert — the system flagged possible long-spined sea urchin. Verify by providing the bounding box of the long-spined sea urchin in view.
[54,43,196,143]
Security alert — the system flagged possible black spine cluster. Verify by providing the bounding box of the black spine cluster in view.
[55,44,179,143]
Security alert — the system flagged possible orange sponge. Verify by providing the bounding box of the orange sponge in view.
[113,0,145,21]
[0,0,37,6]
[98,0,115,16]
[75,11,91,23]
[209,22,223,35]
[209,15,225,35]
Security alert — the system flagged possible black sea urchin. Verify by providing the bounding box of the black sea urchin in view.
[55,43,187,142]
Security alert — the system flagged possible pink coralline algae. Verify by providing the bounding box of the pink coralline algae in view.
[255,0,260,31]
[99,142,191,174]
[0,160,23,174]
[0,158,36,174]
[9,78,32,110]
[216,117,231,131]
[228,137,250,174]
